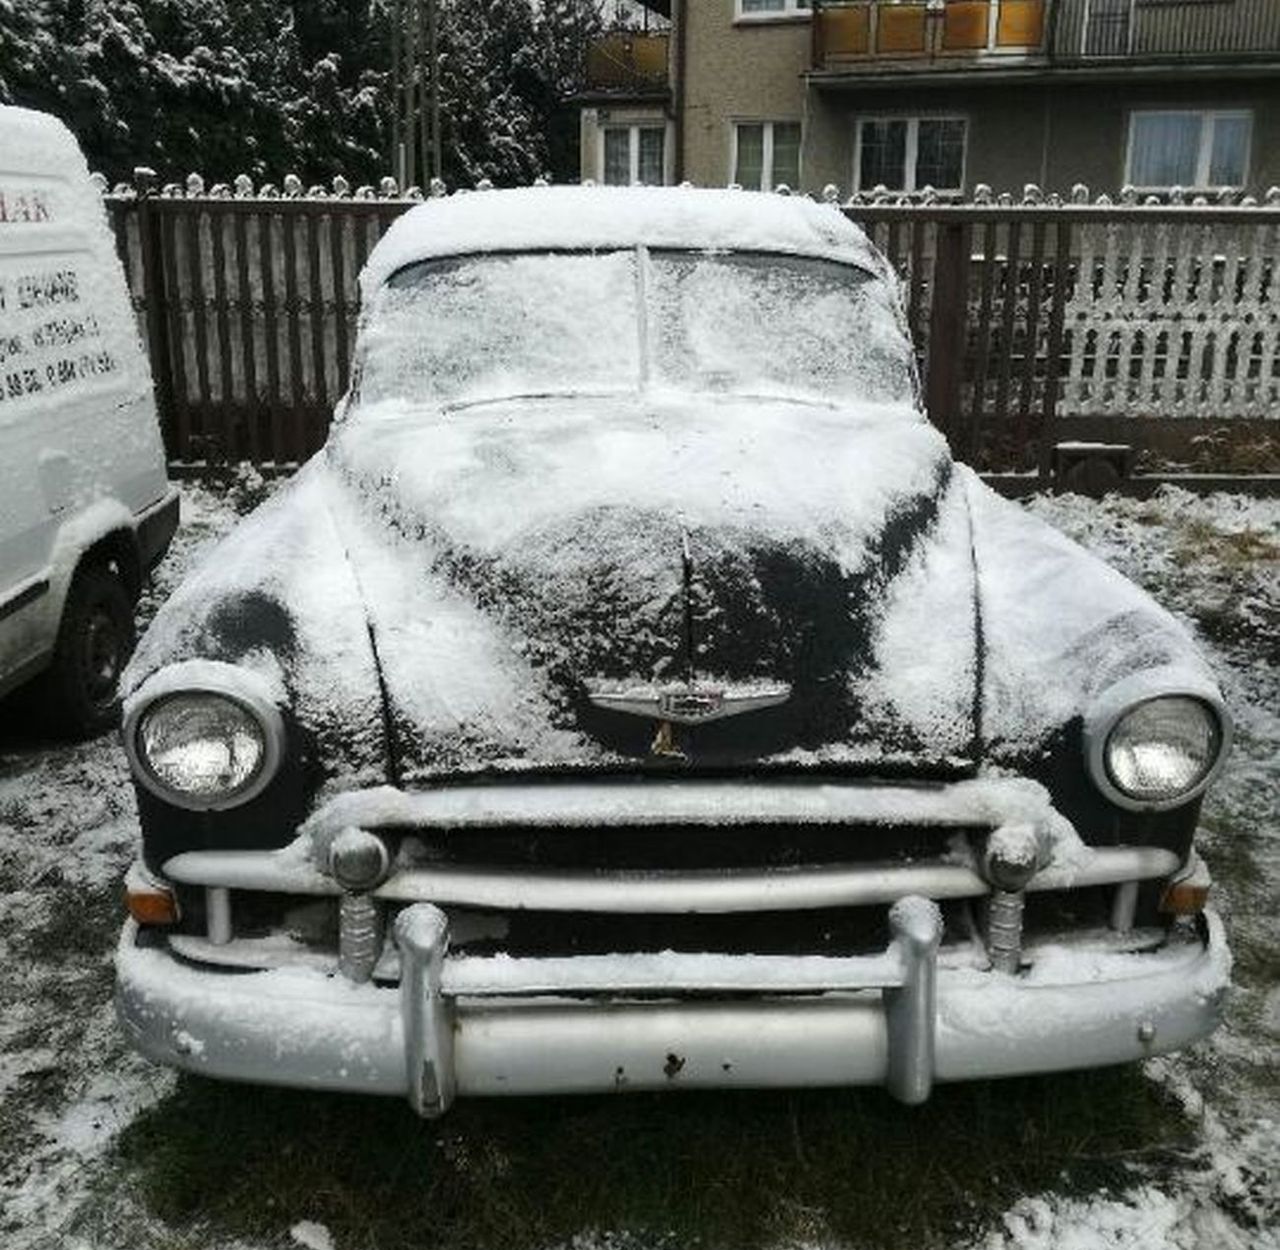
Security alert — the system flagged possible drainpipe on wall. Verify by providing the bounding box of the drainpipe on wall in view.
[673,0,688,182]
[1040,0,1065,190]
[1040,89,1052,189]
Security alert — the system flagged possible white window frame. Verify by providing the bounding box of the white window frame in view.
[731,120,803,191]
[852,115,968,194]
[735,0,812,23]
[1124,109,1253,191]
[598,122,670,186]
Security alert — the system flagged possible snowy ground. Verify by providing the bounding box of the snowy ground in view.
[0,476,1275,1250]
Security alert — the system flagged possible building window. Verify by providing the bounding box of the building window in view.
[737,0,812,18]
[1126,111,1251,189]
[855,117,966,193]
[734,121,802,191]
[602,125,667,186]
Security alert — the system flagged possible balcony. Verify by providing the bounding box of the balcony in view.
[810,0,1279,79]
[812,0,1046,71]
[1053,0,1279,64]
[584,32,670,94]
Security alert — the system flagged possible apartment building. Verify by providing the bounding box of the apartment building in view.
[578,0,1280,197]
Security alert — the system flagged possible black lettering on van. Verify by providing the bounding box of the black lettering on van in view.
[17,269,79,309]
[31,314,99,350]
[6,368,43,398]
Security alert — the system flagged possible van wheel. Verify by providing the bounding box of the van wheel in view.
[43,561,137,738]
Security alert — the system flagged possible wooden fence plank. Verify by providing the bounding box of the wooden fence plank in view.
[994,219,1022,431]
[1039,219,1075,477]
[184,207,212,457]
[283,212,306,460]
[331,210,351,396]
[1017,218,1048,470]
[925,221,971,460]
[906,217,927,344]
[968,220,999,465]
[259,210,285,461]
[135,192,176,456]
[209,207,235,452]
[234,211,262,461]
[161,210,192,460]
[307,211,329,433]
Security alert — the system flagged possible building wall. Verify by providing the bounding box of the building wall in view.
[681,1,811,188]
[633,1,1280,197]
[811,76,1280,198]
[1041,78,1280,195]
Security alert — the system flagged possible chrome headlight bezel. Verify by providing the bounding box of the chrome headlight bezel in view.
[1083,675,1231,812]
[122,663,286,812]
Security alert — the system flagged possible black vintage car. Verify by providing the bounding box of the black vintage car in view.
[115,188,1230,1115]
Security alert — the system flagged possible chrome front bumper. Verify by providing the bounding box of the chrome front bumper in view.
[115,906,1230,1116]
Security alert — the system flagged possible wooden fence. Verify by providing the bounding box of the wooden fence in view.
[104,181,1280,472]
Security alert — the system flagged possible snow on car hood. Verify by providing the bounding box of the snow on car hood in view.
[326,393,979,781]
[124,392,1219,805]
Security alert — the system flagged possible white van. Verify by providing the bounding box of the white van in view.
[0,106,177,735]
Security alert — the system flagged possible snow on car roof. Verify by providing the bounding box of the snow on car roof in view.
[359,186,887,297]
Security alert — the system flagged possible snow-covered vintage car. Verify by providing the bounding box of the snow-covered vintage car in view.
[115,188,1231,1114]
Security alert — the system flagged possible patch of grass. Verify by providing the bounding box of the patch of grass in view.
[1157,428,1280,475]
[1173,522,1280,571]
[113,1067,1189,1250]
[13,878,123,961]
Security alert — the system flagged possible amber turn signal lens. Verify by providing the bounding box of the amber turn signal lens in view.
[127,885,180,926]
[1159,880,1211,916]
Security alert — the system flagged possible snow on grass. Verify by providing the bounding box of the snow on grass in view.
[0,478,245,1248]
[978,487,1280,1250]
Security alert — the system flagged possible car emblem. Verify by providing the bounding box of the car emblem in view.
[588,681,791,725]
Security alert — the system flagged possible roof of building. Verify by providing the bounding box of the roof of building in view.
[360,186,886,295]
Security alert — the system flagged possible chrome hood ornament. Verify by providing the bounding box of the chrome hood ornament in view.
[588,681,792,726]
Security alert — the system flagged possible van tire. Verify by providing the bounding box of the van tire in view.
[43,561,137,738]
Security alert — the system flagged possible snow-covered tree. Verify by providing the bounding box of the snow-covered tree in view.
[0,0,604,185]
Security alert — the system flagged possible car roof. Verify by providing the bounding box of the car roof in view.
[359,186,887,297]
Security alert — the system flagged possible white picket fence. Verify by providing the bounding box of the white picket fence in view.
[1061,218,1280,419]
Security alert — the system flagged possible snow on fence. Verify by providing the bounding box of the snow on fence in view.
[102,174,1280,471]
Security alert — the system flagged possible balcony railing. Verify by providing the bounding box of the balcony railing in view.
[1054,0,1279,62]
[811,0,1279,72]
[584,32,670,91]
[813,0,1046,67]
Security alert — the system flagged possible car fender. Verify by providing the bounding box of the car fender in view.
[6,497,139,655]
[46,496,141,606]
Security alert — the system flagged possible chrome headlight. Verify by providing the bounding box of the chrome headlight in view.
[1085,684,1229,811]
[124,665,285,811]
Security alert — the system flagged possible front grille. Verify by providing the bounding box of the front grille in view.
[159,781,1179,980]
[416,900,974,958]
[391,822,968,871]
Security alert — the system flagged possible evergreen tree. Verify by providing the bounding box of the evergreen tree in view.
[0,0,604,186]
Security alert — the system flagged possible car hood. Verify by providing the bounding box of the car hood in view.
[326,393,980,780]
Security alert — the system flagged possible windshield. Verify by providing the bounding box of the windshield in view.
[357,248,915,409]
